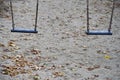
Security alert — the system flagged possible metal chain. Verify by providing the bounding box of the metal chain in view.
[108,0,115,32]
[10,0,15,30]
[35,0,39,31]
[87,0,89,32]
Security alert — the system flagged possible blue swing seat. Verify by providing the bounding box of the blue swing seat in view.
[86,30,112,35]
[11,28,38,33]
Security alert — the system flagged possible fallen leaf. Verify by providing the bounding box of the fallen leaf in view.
[87,67,94,71]
[97,50,108,54]
[8,41,16,47]
[23,37,33,40]
[1,55,13,59]
[87,65,100,71]
[104,55,111,60]
[53,72,64,77]
[1,65,19,76]
[81,45,88,51]
[30,65,40,70]
[31,48,41,55]
[0,43,5,47]
[14,46,20,50]
[1,54,34,76]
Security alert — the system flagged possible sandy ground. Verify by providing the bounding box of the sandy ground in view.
[0,0,120,80]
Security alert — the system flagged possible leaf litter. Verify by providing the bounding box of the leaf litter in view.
[8,41,20,51]
[52,71,65,78]
[1,54,39,76]
[31,48,41,55]
[87,65,100,71]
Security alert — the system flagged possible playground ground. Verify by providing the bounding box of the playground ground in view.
[0,0,120,80]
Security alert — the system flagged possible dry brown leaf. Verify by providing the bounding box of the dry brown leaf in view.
[27,62,34,66]
[30,65,40,70]
[23,37,33,40]
[1,65,19,76]
[1,55,12,59]
[53,71,64,77]
[81,45,88,51]
[1,55,35,76]
[14,46,20,50]
[97,50,108,54]
[8,41,16,47]
[87,67,94,71]
[8,41,20,51]
[87,65,100,71]
[0,43,5,47]
[31,48,41,55]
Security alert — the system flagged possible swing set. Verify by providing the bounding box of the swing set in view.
[9,0,115,35]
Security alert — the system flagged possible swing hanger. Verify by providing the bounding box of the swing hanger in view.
[86,0,115,35]
[10,0,39,33]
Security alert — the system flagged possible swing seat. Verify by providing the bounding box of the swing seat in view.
[11,28,38,33]
[86,30,112,35]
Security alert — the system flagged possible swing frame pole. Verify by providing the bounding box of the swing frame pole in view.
[10,0,39,33]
